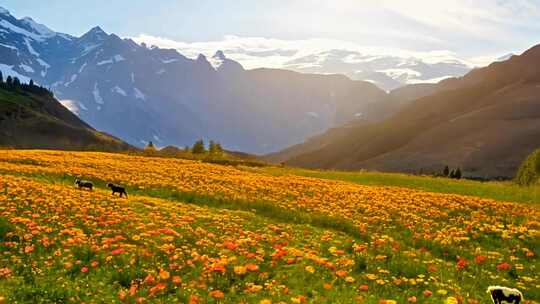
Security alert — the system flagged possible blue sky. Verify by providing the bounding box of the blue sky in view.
[2,0,540,65]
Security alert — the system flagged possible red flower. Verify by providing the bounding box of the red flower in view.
[474,255,487,264]
[111,248,124,255]
[496,262,512,271]
[359,284,369,291]
[456,258,468,270]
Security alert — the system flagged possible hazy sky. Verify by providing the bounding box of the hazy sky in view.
[1,0,539,62]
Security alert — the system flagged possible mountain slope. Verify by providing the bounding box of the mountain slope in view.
[269,44,540,178]
[0,84,130,150]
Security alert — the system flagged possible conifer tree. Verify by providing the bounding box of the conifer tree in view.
[144,141,157,153]
[443,165,450,177]
[13,77,20,87]
[192,139,205,154]
[455,168,462,180]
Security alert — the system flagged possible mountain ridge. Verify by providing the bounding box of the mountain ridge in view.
[267,43,540,178]
[0,7,427,154]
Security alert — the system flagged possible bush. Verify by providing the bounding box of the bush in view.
[515,149,540,186]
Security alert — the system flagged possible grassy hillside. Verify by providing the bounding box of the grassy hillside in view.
[0,85,130,151]
[0,150,538,303]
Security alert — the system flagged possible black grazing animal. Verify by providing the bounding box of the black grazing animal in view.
[487,286,523,304]
[107,183,128,198]
[75,179,93,191]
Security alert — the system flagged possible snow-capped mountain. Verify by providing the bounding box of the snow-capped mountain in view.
[135,35,475,91]
[0,7,419,153]
[282,49,471,91]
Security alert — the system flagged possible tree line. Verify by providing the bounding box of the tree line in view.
[0,71,53,96]
[145,139,224,155]
[442,166,462,179]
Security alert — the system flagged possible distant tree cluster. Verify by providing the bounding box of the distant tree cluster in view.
[0,71,53,96]
[191,139,223,155]
[442,165,462,179]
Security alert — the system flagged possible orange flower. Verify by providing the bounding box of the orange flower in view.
[24,245,34,254]
[246,263,259,272]
[172,275,182,285]
[118,289,127,301]
[149,283,167,295]
[407,296,417,302]
[335,269,348,278]
[209,290,224,299]
[423,290,433,297]
[159,269,170,280]
[81,266,89,273]
[359,284,369,291]
[211,264,226,273]
[234,266,247,275]
[143,274,155,285]
[188,295,200,304]
[323,283,332,290]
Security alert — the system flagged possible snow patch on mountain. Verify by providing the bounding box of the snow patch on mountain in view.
[161,58,179,64]
[21,17,56,38]
[133,88,145,100]
[36,58,50,68]
[92,83,104,104]
[112,85,127,96]
[113,54,125,62]
[65,74,77,86]
[78,62,87,73]
[0,19,49,41]
[97,59,113,65]
[97,54,125,66]
[0,63,30,82]
[0,43,17,50]
[19,64,34,73]
[24,38,39,56]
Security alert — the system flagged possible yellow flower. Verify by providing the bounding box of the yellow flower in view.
[445,297,458,304]
[234,266,247,275]
[437,289,448,295]
[260,300,272,304]
[305,265,315,273]
[345,276,355,283]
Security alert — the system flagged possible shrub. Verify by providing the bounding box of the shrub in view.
[515,149,540,186]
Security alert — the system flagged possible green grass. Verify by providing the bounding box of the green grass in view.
[252,167,540,204]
